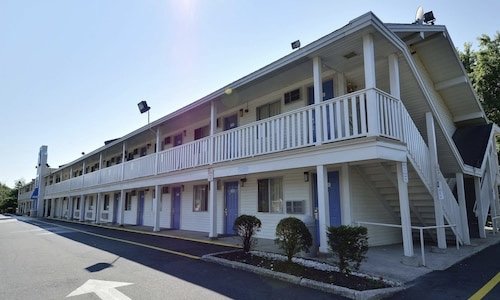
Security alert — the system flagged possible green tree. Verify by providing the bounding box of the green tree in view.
[0,180,23,213]
[459,32,500,124]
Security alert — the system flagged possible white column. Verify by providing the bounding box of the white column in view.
[121,143,126,181]
[363,33,378,136]
[155,128,160,175]
[67,197,74,220]
[474,177,486,238]
[153,185,160,232]
[95,193,101,224]
[340,163,352,225]
[98,153,103,184]
[118,190,125,226]
[397,162,414,257]
[316,165,330,253]
[426,112,446,248]
[208,170,217,238]
[209,101,217,164]
[79,196,85,221]
[313,56,323,145]
[456,172,471,244]
[388,53,400,99]
[336,72,346,96]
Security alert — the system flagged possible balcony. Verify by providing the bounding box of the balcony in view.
[45,88,402,196]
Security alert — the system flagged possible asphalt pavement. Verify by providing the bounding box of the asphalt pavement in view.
[0,214,343,299]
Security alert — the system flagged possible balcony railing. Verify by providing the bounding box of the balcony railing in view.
[45,88,403,195]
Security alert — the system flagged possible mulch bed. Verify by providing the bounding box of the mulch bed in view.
[216,251,389,291]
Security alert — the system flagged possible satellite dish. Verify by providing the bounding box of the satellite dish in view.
[415,6,424,23]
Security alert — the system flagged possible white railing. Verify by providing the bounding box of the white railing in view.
[123,154,156,180]
[400,105,432,188]
[213,103,315,162]
[377,90,402,140]
[437,170,464,241]
[357,221,459,267]
[158,138,210,173]
[71,176,84,190]
[83,171,100,188]
[100,164,122,184]
[18,191,33,201]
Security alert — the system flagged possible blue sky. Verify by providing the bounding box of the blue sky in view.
[1,0,499,188]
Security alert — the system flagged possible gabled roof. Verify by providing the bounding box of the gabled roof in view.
[453,124,493,168]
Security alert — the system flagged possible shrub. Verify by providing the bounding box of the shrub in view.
[327,225,368,274]
[234,215,262,253]
[275,217,312,262]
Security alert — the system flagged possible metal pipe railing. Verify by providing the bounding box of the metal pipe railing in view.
[356,221,458,267]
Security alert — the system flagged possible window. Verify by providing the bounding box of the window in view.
[258,178,283,213]
[284,88,301,104]
[174,133,183,146]
[125,193,132,211]
[257,101,281,121]
[286,200,304,214]
[140,146,147,157]
[103,194,110,211]
[194,125,210,140]
[193,185,208,212]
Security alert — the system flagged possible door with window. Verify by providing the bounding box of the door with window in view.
[224,182,239,235]
[171,187,181,229]
[137,191,145,225]
[173,133,183,147]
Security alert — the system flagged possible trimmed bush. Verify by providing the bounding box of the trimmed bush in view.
[275,217,312,262]
[234,215,262,253]
[327,225,368,274]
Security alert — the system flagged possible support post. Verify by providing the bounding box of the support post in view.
[336,72,346,96]
[474,177,486,238]
[456,172,471,244]
[79,196,84,221]
[208,169,217,238]
[67,197,74,220]
[121,142,126,181]
[397,162,414,257]
[118,190,125,226]
[313,56,323,145]
[426,112,447,248]
[153,185,160,232]
[209,101,217,164]
[388,53,401,99]
[155,128,160,175]
[363,33,378,136]
[95,193,101,224]
[316,165,330,253]
[340,163,352,225]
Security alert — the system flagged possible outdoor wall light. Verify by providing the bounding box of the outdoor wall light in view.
[240,178,247,187]
[304,172,309,182]
[181,185,185,192]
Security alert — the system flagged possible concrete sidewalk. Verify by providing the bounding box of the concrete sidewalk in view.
[24,216,500,284]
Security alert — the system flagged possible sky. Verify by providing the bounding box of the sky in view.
[0,0,499,188]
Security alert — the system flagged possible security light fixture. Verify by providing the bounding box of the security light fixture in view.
[303,172,309,182]
[137,100,150,114]
[240,178,247,187]
[291,40,301,50]
[423,11,435,24]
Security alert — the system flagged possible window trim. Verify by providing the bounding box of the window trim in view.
[257,177,284,214]
[193,184,208,212]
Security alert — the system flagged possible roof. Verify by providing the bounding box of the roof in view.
[452,124,493,168]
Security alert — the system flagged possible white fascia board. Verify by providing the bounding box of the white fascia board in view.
[374,19,469,173]
[434,75,468,91]
[53,12,380,174]
[453,112,485,123]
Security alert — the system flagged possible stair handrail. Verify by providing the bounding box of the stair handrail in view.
[399,104,463,244]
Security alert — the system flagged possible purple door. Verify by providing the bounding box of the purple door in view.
[171,187,181,229]
[225,182,239,234]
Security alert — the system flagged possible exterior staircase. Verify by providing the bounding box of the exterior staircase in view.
[354,162,458,243]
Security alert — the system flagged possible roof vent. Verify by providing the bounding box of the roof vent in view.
[343,51,357,59]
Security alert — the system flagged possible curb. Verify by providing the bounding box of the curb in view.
[202,252,405,300]
[35,217,241,249]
